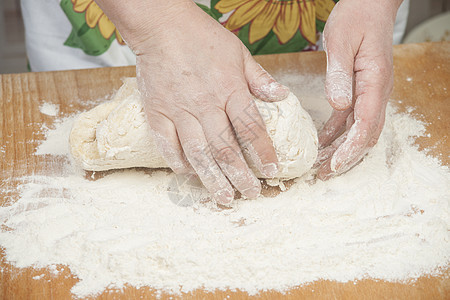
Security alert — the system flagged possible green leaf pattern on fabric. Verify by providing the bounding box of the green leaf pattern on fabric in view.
[238,23,308,55]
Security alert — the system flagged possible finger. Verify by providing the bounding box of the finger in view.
[198,107,261,199]
[323,30,355,111]
[330,93,384,174]
[243,51,290,102]
[315,131,348,169]
[317,111,356,179]
[175,112,235,206]
[226,89,279,178]
[318,108,352,149]
[329,51,392,173]
[317,157,334,181]
[145,111,194,174]
[314,146,335,169]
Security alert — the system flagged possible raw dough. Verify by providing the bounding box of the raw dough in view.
[69,78,318,178]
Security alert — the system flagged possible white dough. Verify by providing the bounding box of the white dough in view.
[69,78,318,178]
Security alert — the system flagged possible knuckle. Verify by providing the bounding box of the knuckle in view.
[183,142,209,169]
[195,106,220,120]
[254,67,270,81]
[187,144,206,161]
[227,88,250,104]
[192,97,215,112]
[327,69,352,80]
[214,144,238,165]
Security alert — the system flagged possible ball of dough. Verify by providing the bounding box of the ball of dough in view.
[69,78,318,179]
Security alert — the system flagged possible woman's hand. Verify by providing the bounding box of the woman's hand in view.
[94,0,289,205]
[316,0,403,180]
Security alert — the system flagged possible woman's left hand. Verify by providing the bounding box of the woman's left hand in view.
[316,0,403,180]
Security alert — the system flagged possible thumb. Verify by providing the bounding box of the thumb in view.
[244,53,290,102]
[324,36,354,111]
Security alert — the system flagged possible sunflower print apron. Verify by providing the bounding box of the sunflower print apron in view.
[61,0,338,56]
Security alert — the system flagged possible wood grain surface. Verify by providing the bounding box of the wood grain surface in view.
[0,42,449,299]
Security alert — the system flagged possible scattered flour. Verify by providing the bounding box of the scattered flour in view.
[35,117,76,156]
[39,102,60,117]
[0,75,449,298]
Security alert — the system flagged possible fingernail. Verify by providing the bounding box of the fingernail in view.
[327,84,352,110]
[330,155,339,172]
[331,96,352,110]
[326,69,352,110]
[257,82,290,101]
[262,163,278,178]
[276,83,291,100]
[318,171,337,181]
[317,157,337,181]
[242,186,261,199]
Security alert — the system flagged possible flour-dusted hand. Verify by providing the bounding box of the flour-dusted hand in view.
[316,0,403,180]
[94,0,289,205]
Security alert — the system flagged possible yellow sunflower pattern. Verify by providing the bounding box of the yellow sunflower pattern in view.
[71,0,124,44]
[216,0,336,45]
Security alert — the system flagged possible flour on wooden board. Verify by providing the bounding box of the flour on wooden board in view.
[39,102,60,117]
[0,74,449,298]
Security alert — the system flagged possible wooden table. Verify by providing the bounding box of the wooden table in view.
[0,42,449,299]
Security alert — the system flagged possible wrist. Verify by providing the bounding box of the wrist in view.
[94,0,194,53]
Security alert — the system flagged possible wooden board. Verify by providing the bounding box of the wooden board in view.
[0,42,449,299]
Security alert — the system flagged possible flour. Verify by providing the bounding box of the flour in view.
[39,102,60,117]
[0,75,449,298]
[35,117,76,156]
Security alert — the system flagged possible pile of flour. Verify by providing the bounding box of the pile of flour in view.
[0,75,448,297]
